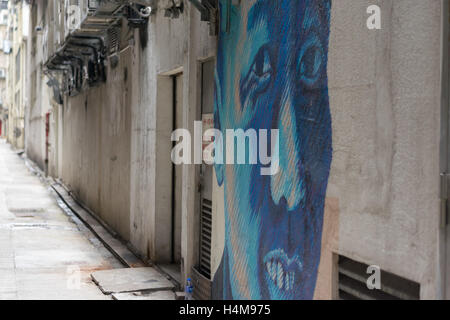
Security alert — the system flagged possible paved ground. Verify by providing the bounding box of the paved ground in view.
[0,139,123,300]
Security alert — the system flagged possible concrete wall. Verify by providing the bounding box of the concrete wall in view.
[26,69,52,171]
[26,1,62,176]
[56,2,216,283]
[325,0,442,300]
[210,0,444,300]
[7,0,28,150]
[61,45,133,241]
[0,14,8,138]
[129,1,216,280]
[23,0,445,299]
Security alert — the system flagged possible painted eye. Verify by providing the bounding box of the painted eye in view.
[298,35,323,86]
[249,45,273,93]
[239,45,273,109]
[252,46,272,77]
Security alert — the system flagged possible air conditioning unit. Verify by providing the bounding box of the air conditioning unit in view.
[88,0,100,13]
[3,39,11,54]
[46,1,153,97]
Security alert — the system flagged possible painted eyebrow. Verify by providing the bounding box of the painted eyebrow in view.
[246,2,267,33]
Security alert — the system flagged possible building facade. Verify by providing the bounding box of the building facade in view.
[0,0,9,138]
[5,0,29,150]
[21,0,450,300]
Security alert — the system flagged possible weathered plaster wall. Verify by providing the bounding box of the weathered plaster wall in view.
[26,2,44,171]
[128,2,190,264]
[129,1,216,280]
[43,0,443,299]
[57,2,215,281]
[26,1,60,175]
[210,0,443,300]
[61,47,133,241]
[323,0,442,299]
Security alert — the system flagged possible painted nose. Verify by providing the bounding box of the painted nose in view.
[270,97,305,211]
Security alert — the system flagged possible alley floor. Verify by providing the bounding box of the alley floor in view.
[0,139,123,300]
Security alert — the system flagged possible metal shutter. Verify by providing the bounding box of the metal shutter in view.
[338,255,420,300]
[199,198,212,279]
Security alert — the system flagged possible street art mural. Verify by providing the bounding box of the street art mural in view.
[212,0,332,299]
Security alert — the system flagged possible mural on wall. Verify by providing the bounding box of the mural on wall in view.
[212,0,332,299]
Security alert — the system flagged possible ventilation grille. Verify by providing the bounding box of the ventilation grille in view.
[338,256,420,300]
[191,266,212,300]
[107,27,120,55]
[199,198,212,279]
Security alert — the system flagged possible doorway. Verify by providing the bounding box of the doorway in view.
[198,59,215,279]
[172,74,183,266]
[155,72,183,284]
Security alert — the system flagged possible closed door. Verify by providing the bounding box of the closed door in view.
[173,74,183,264]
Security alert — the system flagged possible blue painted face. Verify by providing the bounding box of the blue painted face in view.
[213,0,332,300]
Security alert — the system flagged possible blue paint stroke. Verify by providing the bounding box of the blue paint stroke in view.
[213,0,332,300]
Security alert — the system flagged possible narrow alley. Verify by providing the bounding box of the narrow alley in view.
[0,0,448,303]
[0,138,123,299]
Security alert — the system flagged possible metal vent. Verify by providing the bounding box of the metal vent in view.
[107,27,120,55]
[191,266,212,300]
[199,198,212,279]
[338,256,420,300]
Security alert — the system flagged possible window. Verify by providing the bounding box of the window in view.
[0,6,7,25]
[15,48,20,83]
[0,13,7,25]
[3,40,11,54]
